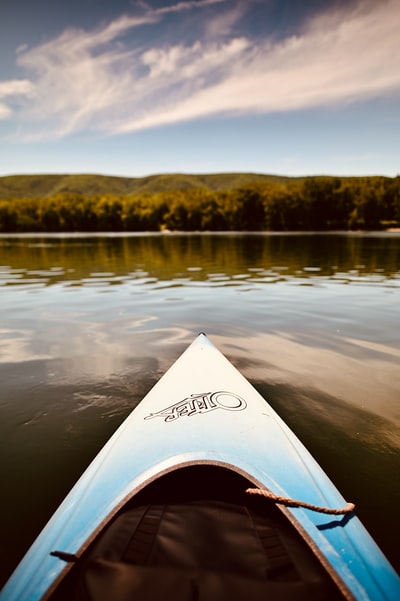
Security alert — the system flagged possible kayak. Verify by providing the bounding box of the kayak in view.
[1,333,399,601]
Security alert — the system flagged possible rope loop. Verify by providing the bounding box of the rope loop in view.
[246,488,355,515]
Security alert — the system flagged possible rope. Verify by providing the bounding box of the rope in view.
[246,488,355,515]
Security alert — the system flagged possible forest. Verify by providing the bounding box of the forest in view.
[0,174,399,232]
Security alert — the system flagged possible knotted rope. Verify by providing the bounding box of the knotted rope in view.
[246,488,355,515]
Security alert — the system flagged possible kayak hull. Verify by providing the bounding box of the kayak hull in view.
[1,334,399,601]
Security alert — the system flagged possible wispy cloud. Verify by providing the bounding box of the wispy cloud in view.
[152,0,226,15]
[0,80,34,119]
[2,0,400,140]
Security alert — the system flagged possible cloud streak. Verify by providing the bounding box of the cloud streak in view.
[3,0,400,140]
[0,79,34,119]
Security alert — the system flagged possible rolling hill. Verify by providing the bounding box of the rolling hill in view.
[0,172,293,200]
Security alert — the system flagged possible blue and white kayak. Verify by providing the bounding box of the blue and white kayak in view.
[1,333,399,601]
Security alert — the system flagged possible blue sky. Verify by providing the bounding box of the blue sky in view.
[1,0,399,178]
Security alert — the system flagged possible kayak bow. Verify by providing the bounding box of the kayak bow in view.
[1,333,399,601]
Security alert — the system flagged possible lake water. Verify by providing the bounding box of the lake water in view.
[1,231,399,584]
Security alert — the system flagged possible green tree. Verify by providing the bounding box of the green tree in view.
[200,198,226,230]
[230,187,266,230]
[264,184,303,230]
[0,201,17,232]
[300,177,342,229]
[96,196,123,230]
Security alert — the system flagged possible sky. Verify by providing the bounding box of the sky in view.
[1,0,400,178]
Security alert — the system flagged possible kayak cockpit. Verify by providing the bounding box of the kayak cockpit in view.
[49,464,346,601]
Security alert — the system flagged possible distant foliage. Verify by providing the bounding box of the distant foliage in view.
[0,176,399,232]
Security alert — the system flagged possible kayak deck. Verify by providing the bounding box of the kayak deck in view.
[48,464,344,601]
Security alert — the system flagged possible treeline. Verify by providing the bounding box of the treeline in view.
[0,176,399,232]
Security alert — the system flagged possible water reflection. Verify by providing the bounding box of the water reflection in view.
[1,232,399,288]
[1,233,399,421]
[219,331,400,425]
